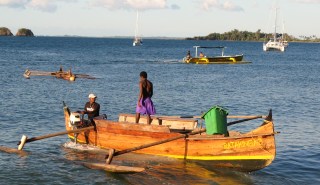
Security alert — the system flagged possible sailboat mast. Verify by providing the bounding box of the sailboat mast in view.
[135,10,139,39]
[274,8,277,41]
[282,21,285,40]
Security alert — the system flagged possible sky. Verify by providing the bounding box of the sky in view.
[0,0,319,38]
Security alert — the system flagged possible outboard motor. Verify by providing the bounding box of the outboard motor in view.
[69,112,82,144]
[69,112,81,127]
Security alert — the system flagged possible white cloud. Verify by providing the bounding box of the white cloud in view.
[293,0,320,3]
[0,0,77,12]
[0,0,177,12]
[201,0,244,11]
[170,4,180,10]
[0,0,30,8]
[89,0,172,11]
[27,0,57,12]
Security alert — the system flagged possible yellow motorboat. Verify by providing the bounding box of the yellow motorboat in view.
[183,46,250,64]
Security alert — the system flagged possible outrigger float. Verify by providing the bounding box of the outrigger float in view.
[9,123,145,173]
[64,103,278,172]
[183,46,250,64]
[23,66,95,81]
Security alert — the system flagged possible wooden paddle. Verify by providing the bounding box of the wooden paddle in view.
[105,128,206,164]
[17,126,94,150]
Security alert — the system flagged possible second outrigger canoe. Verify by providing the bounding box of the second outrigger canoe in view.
[24,67,95,81]
[63,104,277,172]
[183,46,250,64]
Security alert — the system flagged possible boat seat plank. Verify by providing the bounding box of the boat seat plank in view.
[118,114,198,130]
[94,119,171,133]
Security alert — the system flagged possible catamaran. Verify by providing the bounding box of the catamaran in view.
[133,11,142,46]
[263,8,288,52]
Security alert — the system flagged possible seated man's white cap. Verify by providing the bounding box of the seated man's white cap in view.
[88,93,97,99]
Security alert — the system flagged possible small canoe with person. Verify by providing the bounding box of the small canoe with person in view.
[183,46,250,64]
[23,66,95,81]
[63,103,278,172]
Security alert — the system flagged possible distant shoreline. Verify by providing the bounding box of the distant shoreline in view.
[33,35,186,40]
[1,35,319,43]
[185,29,320,43]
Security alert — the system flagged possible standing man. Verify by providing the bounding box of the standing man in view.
[81,93,100,122]
[136,71,156,125]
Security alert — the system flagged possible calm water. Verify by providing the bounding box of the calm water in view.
[0,37,319,185]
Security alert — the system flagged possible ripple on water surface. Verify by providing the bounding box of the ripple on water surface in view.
[0,38,319,184]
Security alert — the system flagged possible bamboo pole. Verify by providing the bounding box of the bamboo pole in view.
[152,115,266,119]
[17,126,94,150]
[227,116,263,126]
[227,115,266,119]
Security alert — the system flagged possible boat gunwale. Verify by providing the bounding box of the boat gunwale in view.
[187,131,278,140]
[119,113,199,122]
[92,117,275,140]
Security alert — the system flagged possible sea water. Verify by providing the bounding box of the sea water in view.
[0,37,319,185]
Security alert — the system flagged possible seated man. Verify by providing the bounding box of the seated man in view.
[186,50,192,60]
[80,93,100,124]
[199,52,205,58]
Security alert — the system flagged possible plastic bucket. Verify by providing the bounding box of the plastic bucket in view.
[202,106,228,136]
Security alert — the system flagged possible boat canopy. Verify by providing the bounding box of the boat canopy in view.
[193,46,226,49]
[192,46,227,57]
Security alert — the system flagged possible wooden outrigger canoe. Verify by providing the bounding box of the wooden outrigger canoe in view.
[63,105,277,172]
[23,67,95,81]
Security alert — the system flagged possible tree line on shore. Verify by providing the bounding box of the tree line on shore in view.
[186,29,320,42]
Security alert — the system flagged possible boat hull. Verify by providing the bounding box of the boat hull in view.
[263,42,285,52]
[24,69,76,81]
[184,55,247,64]
[64,107,276,172]
[133,38,142,46]
[133,42,142,46]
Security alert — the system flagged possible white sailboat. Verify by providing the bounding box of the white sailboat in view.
[263,8,287,52]
[133,11,142,46]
